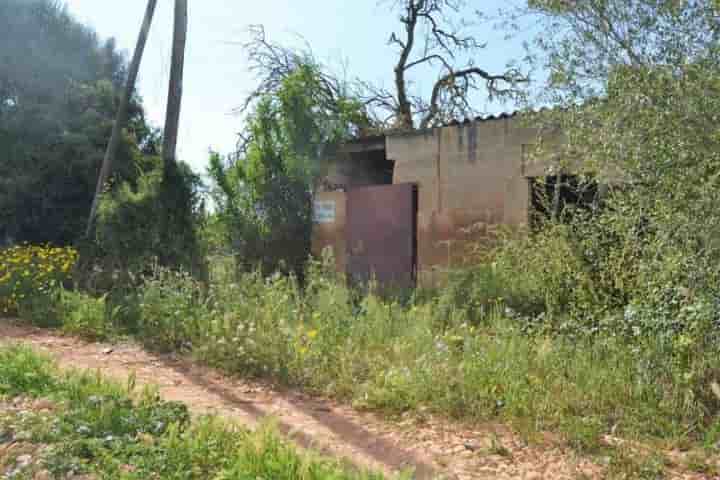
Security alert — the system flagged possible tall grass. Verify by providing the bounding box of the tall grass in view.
[5,251,720,453]
[125,259,720,452]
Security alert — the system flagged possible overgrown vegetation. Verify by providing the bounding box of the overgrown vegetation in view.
[4,257,720,457]
[94,157,207,278]
[0,345,387,480]
[3,0,720,472]
[513,0,720,387]
[207,60,367,276]
[0,0,205,282]
[0,245,78,321]
[0,0,156,246]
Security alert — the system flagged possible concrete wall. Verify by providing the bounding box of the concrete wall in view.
[388,117,552,285]
[312,116,562,284]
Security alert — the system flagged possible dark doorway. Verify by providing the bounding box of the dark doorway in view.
[529,175,600,228]
[349,150,395,186]
[346,183,418,291]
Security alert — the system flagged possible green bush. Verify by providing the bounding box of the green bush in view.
[61,290,115,341]
[93,158,207,281]
[206,59,370,279]
[0,345,57,396]
[15,288,64,328]
[6,248,719,452]
[434,261,547,330]
[0,244,78,322]
[137,267,210,352]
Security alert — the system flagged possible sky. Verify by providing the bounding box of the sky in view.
[64,0,530,175]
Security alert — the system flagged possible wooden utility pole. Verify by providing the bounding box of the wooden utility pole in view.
[161,0,188,170]
[86,0,158,237]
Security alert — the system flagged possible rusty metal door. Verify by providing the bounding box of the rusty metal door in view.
[346,183,417,290]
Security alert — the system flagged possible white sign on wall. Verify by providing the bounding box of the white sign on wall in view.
[313,200,336,224]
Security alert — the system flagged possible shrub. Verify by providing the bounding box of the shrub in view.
[434,262,545,330]
[155,262,720,448]
[0,244,78,323]
[61,290,115,341]
[5,246,718,452]
[194,270,302,380]
[0,345,57,396]
[491,224,601,324]
[137,267,210,352]
[93,158,207,281]
[206,59,369,279]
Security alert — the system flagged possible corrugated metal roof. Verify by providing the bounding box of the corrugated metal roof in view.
[444,107,558,127]
[346,107,555,144]
[444,111,519,127]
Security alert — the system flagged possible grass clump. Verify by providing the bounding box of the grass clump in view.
[60,290,116,341]
[0,345,57,397]
[0,345,387,480]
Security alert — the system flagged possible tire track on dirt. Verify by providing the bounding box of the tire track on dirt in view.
[3,322,706,480]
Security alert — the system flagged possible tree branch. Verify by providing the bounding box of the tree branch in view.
[420,66,527,129]
[373,0,527,130]
[404,53,453,71]
[392,0,422,130]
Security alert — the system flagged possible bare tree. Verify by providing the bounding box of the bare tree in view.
[366,0,527,131]
[162,0,188,170]
[237,1,526,138]
[234,25,376,154]
[86,0,158,237]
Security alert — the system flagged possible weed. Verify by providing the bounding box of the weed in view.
[61,290,114,340]
[0,244,77,317]
[684,451,718,475]
[488,433,512,458]
[6,249,720,456]
[606,449,667,480]
[0,345,57,396]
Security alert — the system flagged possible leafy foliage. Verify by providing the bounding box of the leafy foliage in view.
[94,158,207,278]
[0,346,57,397]
[525,0,720,99]
[137,267,209,352]
[504,0,720,340]
[7,248,720,451]
[209,63,366,276]
[60,289,114,341]
[0,0,156,246]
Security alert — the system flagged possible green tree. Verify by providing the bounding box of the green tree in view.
[95,157,206,277]
[87,0,158,237]
[513,0,720,337]
[0,0,154,246]
[209,63,366,276]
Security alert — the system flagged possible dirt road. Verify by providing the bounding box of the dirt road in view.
[1,321,709,480]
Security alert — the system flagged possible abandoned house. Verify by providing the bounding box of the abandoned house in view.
[311,112,598,288]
